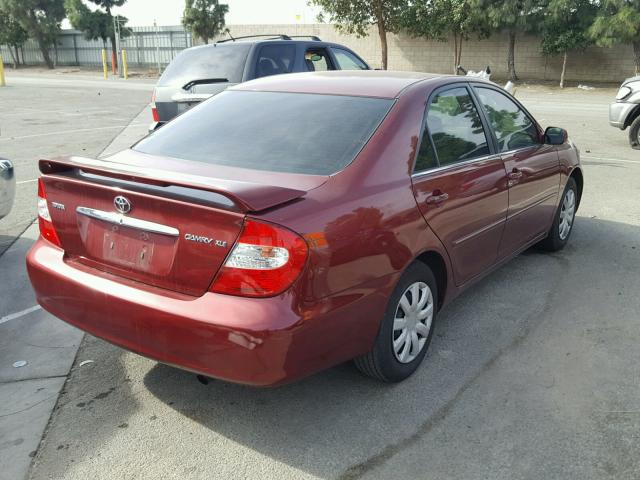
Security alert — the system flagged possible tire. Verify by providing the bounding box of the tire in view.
[538,177,578,252]
[629,115,640,150]
[354,262,437,382]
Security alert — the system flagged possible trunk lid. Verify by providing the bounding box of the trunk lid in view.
[40,152,324,296]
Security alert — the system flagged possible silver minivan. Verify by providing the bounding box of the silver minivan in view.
[609,75,640,149]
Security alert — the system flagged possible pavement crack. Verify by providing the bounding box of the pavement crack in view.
[0,393,58,418]
[0,374,67,385]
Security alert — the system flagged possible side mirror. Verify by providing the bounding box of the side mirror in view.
[545,127,568,145]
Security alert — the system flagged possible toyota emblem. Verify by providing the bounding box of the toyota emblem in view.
[113,195,132,214]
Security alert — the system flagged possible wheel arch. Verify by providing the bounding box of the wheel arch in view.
[623,104,640,129]
[414,250,448,311]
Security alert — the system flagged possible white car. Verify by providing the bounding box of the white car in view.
[609,76,640,149]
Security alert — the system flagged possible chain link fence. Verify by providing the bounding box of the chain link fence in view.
[0,25,193,69]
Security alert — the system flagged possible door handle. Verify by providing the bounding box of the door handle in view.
[508,169,523,180]
[507,169,523,187]
[426,191,449,205]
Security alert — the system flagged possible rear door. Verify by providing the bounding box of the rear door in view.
[471,85,561,258]
[411,84,509,286]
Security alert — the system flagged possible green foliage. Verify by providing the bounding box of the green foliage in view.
[0,0,66,68]
[402,0,482,42]
[182,0,228,45]
[589,0,640,47]
[0,6,29,48]
[310,0,406,37]
[541,0,598,55]
[65,0,130,43]
[475,0,544,33]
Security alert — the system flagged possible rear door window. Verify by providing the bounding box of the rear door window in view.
[304,48,334,71]
[134,91,394,175]
[158,44,250,87]
[421,87,490,169]
[332,48,368,70]
[255,44,297,78]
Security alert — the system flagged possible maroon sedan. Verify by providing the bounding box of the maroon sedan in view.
[27,71,582,386]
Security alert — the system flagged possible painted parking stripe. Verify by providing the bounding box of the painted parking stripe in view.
[582,155,640,165]
[0,305,42,326]
[0,123,146,142]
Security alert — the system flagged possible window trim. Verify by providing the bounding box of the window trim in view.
[469,82,544,155]
[411,81,497,176]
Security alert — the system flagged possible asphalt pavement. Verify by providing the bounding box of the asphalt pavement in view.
[1,74,639,480]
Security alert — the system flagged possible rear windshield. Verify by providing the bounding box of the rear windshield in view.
[134,91,394,175]
[158,44,251,87]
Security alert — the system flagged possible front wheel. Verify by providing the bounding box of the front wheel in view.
[538,177,578,252]
[354,262,437,382]
[628,115,640,150]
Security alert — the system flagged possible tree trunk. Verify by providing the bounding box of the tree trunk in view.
[457,33,463,71]
[560,51,567,88]
[203,37,209,45]
[453,32,458,74]
[14,46,20,66]
[507,30,518,82]
[28,10,54,69]
[377,21,388,70]
[107,6,118,70]
[634,41,640,76]
[7,46,18,69]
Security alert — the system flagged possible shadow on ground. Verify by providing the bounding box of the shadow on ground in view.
[28,216,640,480]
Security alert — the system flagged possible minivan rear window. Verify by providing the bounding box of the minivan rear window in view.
[134,91,394,175]
[158,44,251,87]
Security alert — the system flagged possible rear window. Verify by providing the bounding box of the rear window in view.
[158,44,251,87]
[134,91,394,175]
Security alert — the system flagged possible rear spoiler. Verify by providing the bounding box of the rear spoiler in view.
[39,156,306,213]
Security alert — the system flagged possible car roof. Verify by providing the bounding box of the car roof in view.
[231,70,450,99]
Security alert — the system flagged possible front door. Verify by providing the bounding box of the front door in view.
[472,86,561,258]
[412,85,509,286]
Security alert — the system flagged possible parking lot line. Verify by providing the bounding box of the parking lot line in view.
[0,305,42,326]
[582,155,640,165]
[0,123,146,142]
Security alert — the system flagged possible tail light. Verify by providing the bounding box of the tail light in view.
[37,178,62,248]
[151,89,160,122]
[211,219,308,298]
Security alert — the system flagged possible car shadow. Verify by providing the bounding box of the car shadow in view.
[138,216,639,479]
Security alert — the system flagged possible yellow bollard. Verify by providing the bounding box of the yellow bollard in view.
[122,49,128,80]
[0,55,6,87]
[101,49,108,79]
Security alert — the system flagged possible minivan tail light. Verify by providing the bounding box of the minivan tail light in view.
[37,178,62,248]
[211,219,308,297]
[151,89,160,122]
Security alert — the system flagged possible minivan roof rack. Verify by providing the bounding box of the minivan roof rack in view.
[216,34,322,44]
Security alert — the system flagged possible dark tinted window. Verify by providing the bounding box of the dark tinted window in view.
[427,87,490,166]
[414,130,438,172]
[256,44,296,78]
[158,44,250,87]
[475,87,540,152]
[134,91,393,175]
[333,48,368,70]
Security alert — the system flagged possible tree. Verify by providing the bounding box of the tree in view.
[0,0,65,69]
[473,0,544,81]
[401,0,485,74]
[541,0,598,88]
[182,0,229,45]
[310,0,407,70]
[65,0,130,61]
[590,0,640,76]
[0,7,29,68]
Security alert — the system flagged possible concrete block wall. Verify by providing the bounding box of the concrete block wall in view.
[219,24,635,83]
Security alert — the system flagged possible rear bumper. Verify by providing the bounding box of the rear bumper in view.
[27,238,364,386]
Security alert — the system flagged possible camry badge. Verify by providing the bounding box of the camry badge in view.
[184,233,227,247]
[113,195,131,214]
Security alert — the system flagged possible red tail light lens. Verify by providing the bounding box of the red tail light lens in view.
[37,178,62,248]
[211,219,308,297]
[151,89,160,122]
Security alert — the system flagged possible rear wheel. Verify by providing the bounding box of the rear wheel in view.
[354,262,437,382]
[629,115,640,150]
[538,177,577,252]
